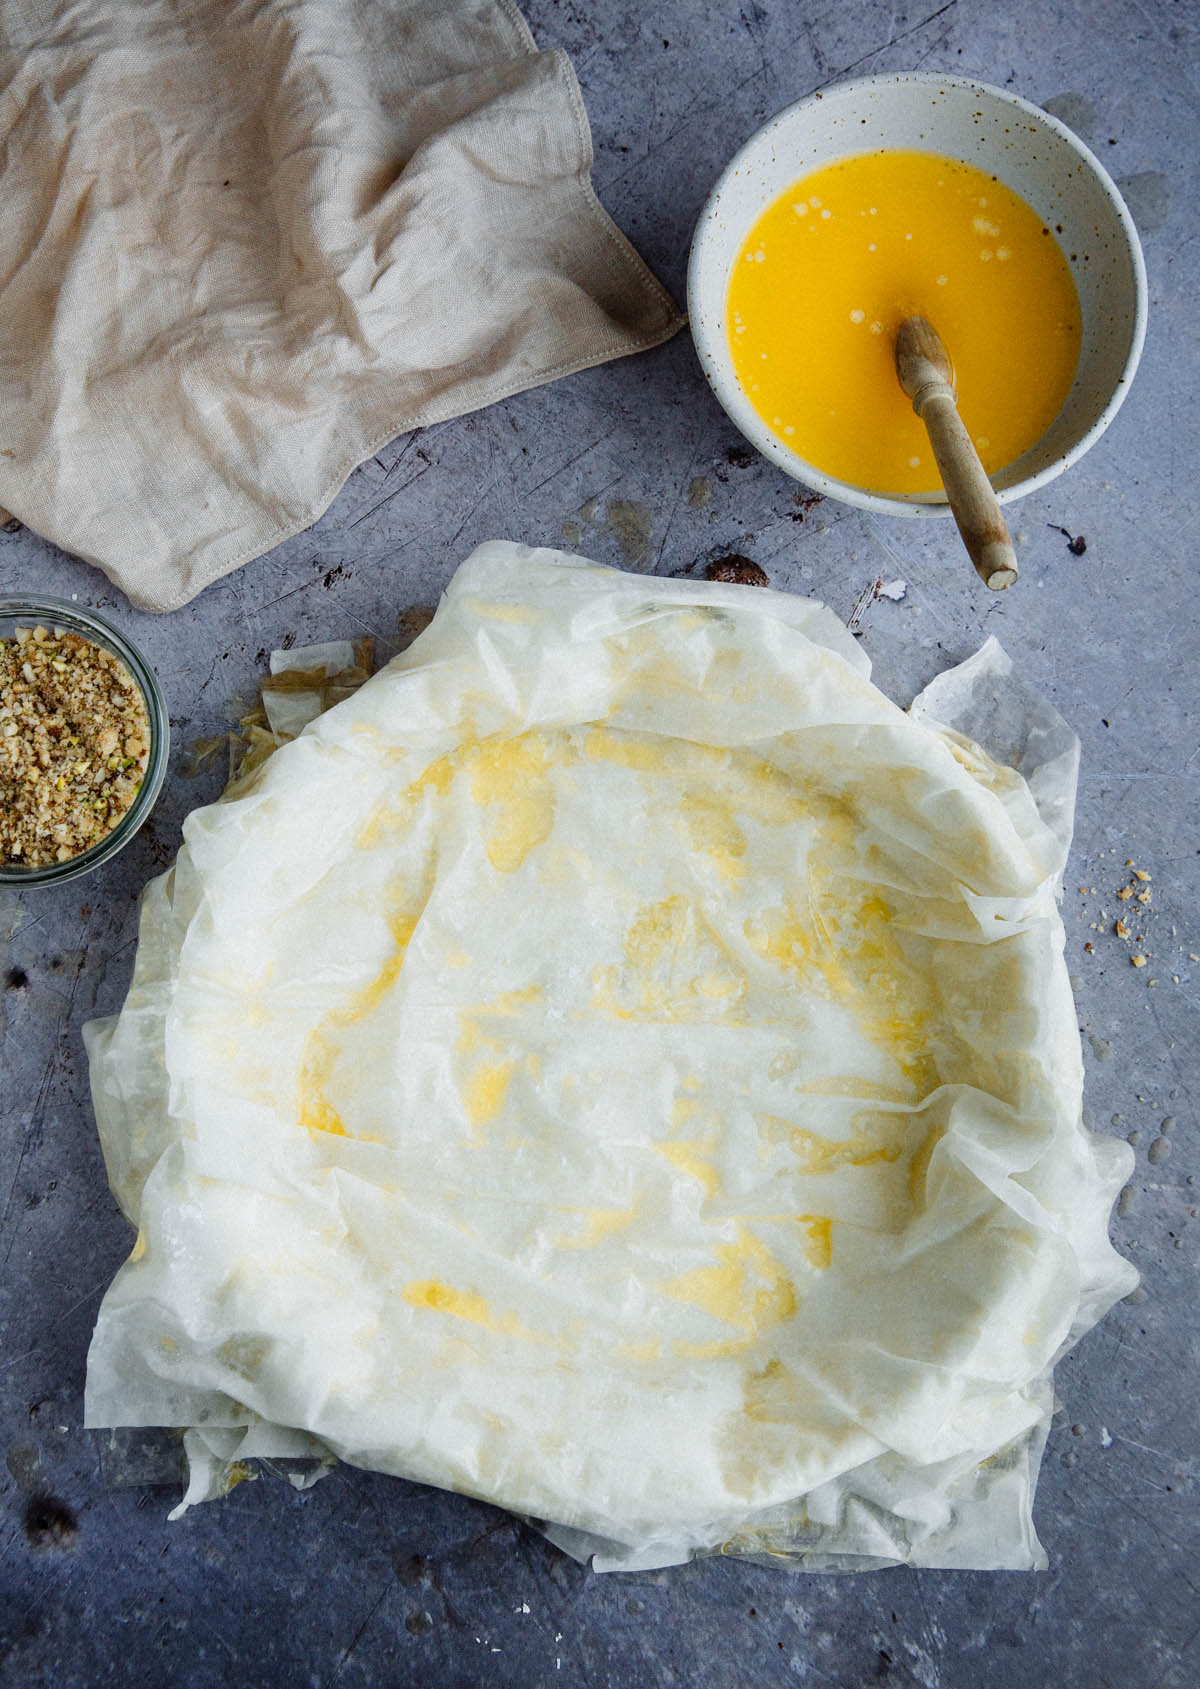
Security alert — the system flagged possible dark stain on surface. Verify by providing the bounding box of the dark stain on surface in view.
[6,1443,42,1488]
[22,1493,78,1550]
[1116,171,1169,237]
[725,444,755,469]
[1040,93,1096,140]
[605,499,655,569]
[1049,523,1087,555]
[140,820,173,867]
[392,1551,466,1628]
[4,966,28,991]
[397,605,436,647]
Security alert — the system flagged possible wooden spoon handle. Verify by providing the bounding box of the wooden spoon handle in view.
[911,385,1018,591]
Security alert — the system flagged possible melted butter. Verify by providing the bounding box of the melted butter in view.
[591,894,747,1023]
[617,1339,662,1363]
[455,985,543,1141]
[679,793,747,884]
[297,1036,348,1136]
[582,724,809,851]
[403,1279,540,1341]
[746,856,939,1094]
[671,1095,702,1129]
[297,900,418,1139]
[219,1461,257,1496]
[758,1113,904,1174]
[414,751,459,799]
[727,149,1081,494]
[486,984,543,1014]
[464,1060,516,1130]
[554,1205,637,1250]
[459,596,539,624]
[583,725,676,773]
[734,755,814,827]
[797,1215,833,1271]
[625,895,699,967]
[456,1014,496,1061]
[358,912,418,1016]
[356,750,457,849]
[741,1357,789,1424]
[237,960,278,1031]
[666,1226,796,1358]
[360,729,560,858]
[468,733,557,873]
[655,1140,721,1199]
[730,1212,835,1271]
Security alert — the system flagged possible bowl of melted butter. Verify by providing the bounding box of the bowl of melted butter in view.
[688,72,1147,515]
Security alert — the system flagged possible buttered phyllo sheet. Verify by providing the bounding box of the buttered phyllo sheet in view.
[84,544,1134,1570]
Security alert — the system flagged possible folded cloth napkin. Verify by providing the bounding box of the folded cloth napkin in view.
[0,0,682,610]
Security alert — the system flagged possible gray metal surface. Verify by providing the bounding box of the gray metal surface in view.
[2,1,1196,1685]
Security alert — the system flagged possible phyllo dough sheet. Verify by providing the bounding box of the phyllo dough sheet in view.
[84,543,1135,1570]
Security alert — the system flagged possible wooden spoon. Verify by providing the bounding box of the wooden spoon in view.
[894,316,1018,591]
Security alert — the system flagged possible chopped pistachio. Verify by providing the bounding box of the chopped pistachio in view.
[1,624,151,867]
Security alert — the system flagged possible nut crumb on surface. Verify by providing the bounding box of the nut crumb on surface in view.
[704,554,770,587]
[1,624,150,868]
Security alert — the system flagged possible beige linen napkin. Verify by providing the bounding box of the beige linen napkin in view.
[0,0,682,610]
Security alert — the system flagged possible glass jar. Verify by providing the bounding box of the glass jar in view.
[0,598,169,886]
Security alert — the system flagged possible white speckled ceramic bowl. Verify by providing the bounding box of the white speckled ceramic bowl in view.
[688,72,1148,516]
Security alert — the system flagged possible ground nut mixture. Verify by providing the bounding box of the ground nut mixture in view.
[0,624,151,867]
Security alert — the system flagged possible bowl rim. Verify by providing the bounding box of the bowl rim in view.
[0,595,170,886]
[687,69,1149,517]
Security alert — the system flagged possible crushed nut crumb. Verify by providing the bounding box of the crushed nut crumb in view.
[1133,869,1151,882]
[703,554,770,587]
[1,625,150,868]
[1130,954,1148,968]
